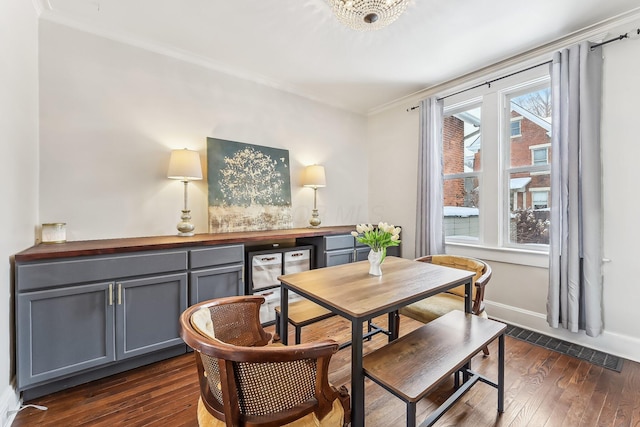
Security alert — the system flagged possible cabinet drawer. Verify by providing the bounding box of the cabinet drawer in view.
[324,235,354,251]
[190,244,244,269]
[17,251,188,291]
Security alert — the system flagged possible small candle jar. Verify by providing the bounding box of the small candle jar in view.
[41,223,66,244]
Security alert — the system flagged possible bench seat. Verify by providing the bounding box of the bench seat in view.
[363,310,506,427]
[275,299,336,344]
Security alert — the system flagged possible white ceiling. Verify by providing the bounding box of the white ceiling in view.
[40,0,640,114]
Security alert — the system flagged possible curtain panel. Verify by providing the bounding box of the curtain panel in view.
[547,41,603,337]
[415,97,445,258]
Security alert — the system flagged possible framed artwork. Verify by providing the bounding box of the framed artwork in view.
[207,137,292,232]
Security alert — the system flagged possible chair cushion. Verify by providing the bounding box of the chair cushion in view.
[191,307,216,340]
[197,396,345,426]
[430,255,485,299]
[399,293,488,324]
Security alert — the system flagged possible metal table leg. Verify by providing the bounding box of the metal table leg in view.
[351,318,365,427]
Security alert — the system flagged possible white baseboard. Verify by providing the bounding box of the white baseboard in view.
[485,300,640,364]
[0,386,20,427]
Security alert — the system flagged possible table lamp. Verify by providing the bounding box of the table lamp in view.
[302,165,326,227]
[168,148,203,236]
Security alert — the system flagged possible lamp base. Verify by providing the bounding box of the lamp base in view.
[308,209,321,228]
[177,210,195,237]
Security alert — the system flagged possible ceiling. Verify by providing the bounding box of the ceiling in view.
[40,0,640,114]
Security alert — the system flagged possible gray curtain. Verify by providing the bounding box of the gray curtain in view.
[415,97,445,258]
[547,41,603,337]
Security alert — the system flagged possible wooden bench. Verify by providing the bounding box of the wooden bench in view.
[274,299,336,344]
[274,299,391,347]
[363,310,506,427]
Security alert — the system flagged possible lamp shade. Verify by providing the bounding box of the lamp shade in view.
[167,148,203,181]
[302,165,326,188]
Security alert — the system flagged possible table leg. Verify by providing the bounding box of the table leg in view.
[498,333,505,412]
[464,278,472,314]
[351,318,365,427]
[388,310,399,341]
[463,278,473,382]
[280,287,289,345]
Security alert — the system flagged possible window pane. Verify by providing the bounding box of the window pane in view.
[532,148,548,165]
[509,88,551,167]
[444,105,481,241]
[510,120,521,137]
[444,107,481,174]
[531,191,548,209]
[509,172,550,245]
[444,177,479,239]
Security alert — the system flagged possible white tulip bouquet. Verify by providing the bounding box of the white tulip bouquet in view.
[351,222,402,263]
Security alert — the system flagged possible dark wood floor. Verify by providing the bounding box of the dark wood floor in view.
[12,314,640,426]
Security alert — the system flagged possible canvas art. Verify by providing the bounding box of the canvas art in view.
[207,137,292,232]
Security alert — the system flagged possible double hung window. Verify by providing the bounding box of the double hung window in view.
[442,71,551,252]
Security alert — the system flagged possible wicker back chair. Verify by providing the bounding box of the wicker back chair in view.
[180,295,350,427]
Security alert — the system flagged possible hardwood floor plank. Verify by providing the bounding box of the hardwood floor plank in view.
[12,315,640,427]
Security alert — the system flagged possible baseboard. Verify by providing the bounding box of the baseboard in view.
[0,385,20,427]
[485,300,640,364]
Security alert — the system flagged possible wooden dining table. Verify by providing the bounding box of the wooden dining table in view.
[278,256,475,427]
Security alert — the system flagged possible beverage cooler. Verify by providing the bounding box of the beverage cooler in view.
[245,244,314,325]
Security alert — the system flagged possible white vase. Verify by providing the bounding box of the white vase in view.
[368,249,383,276]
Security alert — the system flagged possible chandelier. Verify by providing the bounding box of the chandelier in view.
[327,0,410,31]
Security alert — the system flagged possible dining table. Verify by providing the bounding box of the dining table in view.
[278,256,475,427]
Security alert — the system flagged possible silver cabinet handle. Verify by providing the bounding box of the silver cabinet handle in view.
[108,283,113,306]
[117,283,122,305]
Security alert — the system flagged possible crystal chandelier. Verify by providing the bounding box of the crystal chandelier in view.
[327,0,410,31]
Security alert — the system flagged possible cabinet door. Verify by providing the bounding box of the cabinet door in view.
[17,282,115,389]
[325,248,354,267]
[189,264,243,305]
[115,273,187,360]
[355,247,370,262]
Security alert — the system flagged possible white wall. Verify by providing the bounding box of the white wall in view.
[368,25,640,362]
[38,21,369,241]
[0,0,39,424]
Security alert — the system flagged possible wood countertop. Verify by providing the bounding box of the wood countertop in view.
[14,225,357,262]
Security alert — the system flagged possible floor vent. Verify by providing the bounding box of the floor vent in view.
[504,323,623,372]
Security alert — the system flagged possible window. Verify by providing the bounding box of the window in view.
[443,104,481,240]
[531,146,549,165]
[441,70,551,252]
[531,190,549,209]
[510,118,522,138]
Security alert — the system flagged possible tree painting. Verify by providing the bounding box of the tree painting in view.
[207,138,292,232]
[219,147,287,207]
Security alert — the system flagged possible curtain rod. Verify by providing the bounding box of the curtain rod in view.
[406,27,639,112]
[590,27,639,49]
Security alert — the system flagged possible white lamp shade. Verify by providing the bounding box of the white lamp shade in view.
[167,149,203,181]
[302,165,326,188]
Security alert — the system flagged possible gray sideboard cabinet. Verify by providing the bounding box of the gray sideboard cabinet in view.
[297,233,401,268]
[15,250,189,398]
